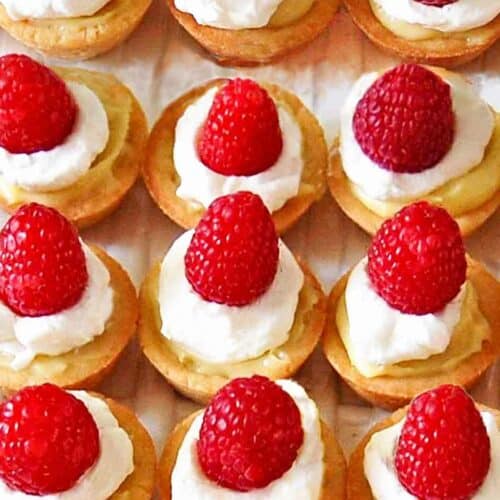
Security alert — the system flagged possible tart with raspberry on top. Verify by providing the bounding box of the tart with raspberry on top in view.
[159,376,346,499]
[323,201,500,410]
[0,383,156,499]
[0,53,147,229]
[0,203,138,392]
[344,0,500,67]
[143,77,327,234]
[348,385,500,499]
[139,192,326,403]
[329,63,500,236]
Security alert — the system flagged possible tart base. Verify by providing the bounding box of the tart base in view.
[0,0,152,60]
[344,0,500,67]
[166,0,340,66]
[347,404,500,499]
[0,246,138,392]
[139,258,327,404]
[158,412,346,500]
[143,79,327,235]
[323,258,500,410]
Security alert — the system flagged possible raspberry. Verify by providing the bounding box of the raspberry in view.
[353,64,454,173]
[197,78,283,176]
[367,202,466,315]
[0,54,77,154]
[415,0,458,6]
[395,385,490,499]
[185,192,279,306]
[0,203,88,317]
[0,384,100,495]
[197,376,304,491]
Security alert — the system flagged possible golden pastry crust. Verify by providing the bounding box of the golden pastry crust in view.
[143,79,327,235]
[139,258,327,404]
[0,0,152,60]
[166,0,340,66]
[0,246,138,393]
[344,0,500,67]
[0,67,148,230]
[347,404,500,499]
[323,258,500,410]
[158,412,346,499]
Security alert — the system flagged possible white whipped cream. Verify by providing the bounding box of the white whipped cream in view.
[0,82,109,192]
[364,411,500,499]
[159,231,304,364]
[0,391,134,499]
[373,0,500,33]
[171,379,324,500]
[0,0,111,20]
[340,70,494,201]
[174,86,303,213]
[0,244,114,370]
[174,0,284,29]
[343,259,465,375]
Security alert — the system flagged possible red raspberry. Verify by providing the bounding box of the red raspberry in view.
[415,0,458,6]
[0,384,100,495]
[353,64,454,173]
[197,376,304,491]
[0,54,77,154]
[395,385,490,499]
[185,192,279,306]
[0,203,88,317]
[367,202,466,315]
[197,78,283,176]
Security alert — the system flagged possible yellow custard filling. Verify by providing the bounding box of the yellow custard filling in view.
[268,0,314,27]
[336,281,491,378]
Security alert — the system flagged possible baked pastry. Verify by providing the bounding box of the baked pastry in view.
[0,0,152,60]
[348,384,500,499]
[0,383,156,498]
[159,376,346,499]
[144,78,327,234]
[329,63,500,236]
[139,192,326,404]
[344,0,500,67]
[0,203,138,392]
[166,0,340,66]
[323,202,500,410]
[0,54,148,229]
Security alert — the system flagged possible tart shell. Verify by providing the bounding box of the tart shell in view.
[158,411,346,500]
[344,0,500,68]
[138,258,327,404]
[143,79,327,235]
[323,257,500,410]
[0,246,138,393]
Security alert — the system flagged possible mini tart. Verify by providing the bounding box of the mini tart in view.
[0,0,152,60]
[323,257,500,410]
[347,403,500,499]
[139,259,326,404]
[0,67,148,230]
[143,79,327,235]
[344,0,500,67]
[0,246,138,393]
[158,411,346,499]
[166,0,340,66]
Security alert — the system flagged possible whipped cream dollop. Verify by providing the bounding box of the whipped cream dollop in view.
[159,231,304,364]
[171,379,324,500]
[0,244,114,370]
[0,391,134,500]
[174,0,284,29]
[0,82,109,192]
[364,411,500,499]
[343,259,465,375]
[0,0,111,20]
[174,86,303,212]
[373,0,500,33]
[340,70,494,201]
